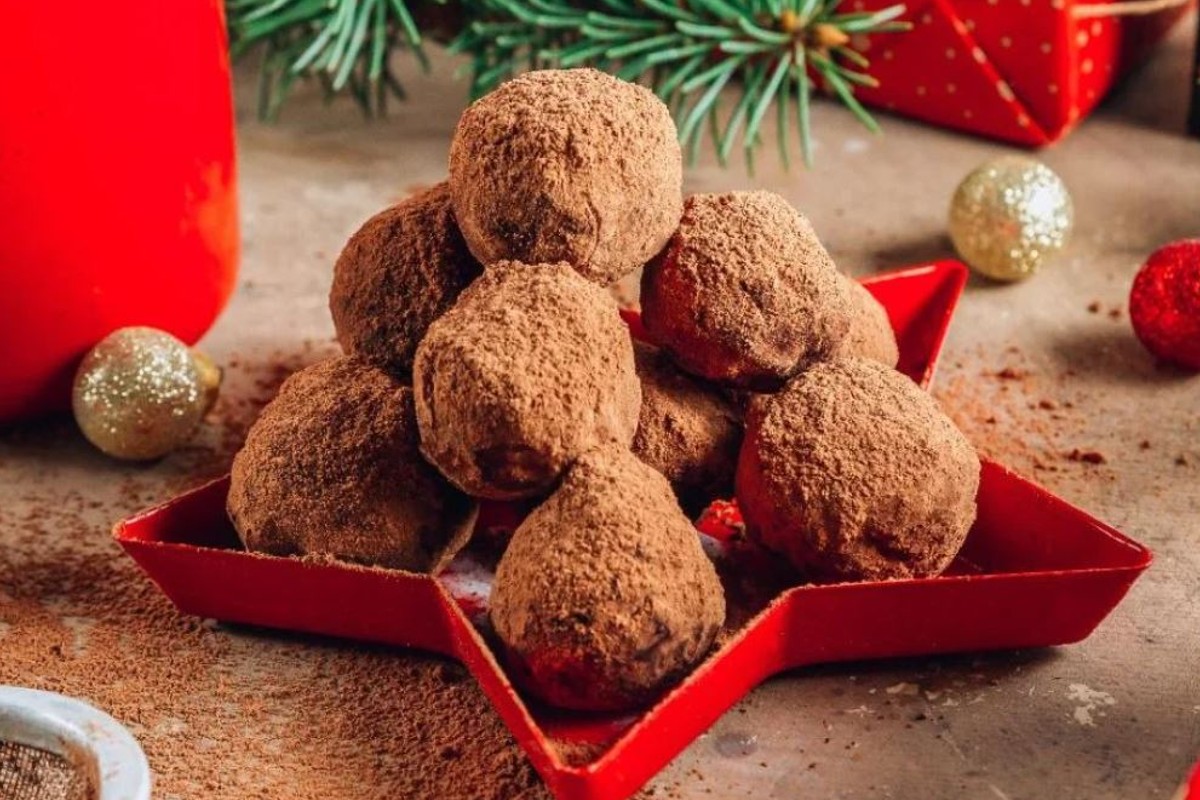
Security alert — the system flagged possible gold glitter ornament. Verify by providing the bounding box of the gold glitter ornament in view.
[72,327,221,460]
[948,156,1074,282]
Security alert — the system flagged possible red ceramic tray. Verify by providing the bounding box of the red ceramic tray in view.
[113,261,1152,800]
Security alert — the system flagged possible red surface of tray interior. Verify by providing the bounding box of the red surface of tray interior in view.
[112,261,1152,800]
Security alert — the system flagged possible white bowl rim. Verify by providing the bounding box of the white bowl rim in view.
[0,686,151,800]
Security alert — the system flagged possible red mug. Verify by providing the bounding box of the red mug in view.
[0,0,239,422]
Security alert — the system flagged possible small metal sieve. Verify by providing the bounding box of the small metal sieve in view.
[0,687,150,800]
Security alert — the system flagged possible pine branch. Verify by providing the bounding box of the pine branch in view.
[227,0,433,120]
[226,0,910,165]
[449,0,910,166]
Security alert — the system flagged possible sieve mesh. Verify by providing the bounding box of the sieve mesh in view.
[0,740,92,800]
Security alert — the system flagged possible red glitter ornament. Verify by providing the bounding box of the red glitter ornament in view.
[1129,240,1200,371]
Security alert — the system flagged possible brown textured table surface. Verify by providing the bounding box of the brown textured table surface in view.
[2,18,1198,800]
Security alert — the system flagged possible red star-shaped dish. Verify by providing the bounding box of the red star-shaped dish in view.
[115,261,1150,800]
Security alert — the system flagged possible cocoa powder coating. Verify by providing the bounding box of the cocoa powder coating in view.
[835,278,899,368]
[228,357,478,572]
[448,69,683,286]
[641,192,852,390]
[490,445,726,711]
[737,358,980,582]
[414,261,641,500]
[330,182,482,378]
[631,341,743,514]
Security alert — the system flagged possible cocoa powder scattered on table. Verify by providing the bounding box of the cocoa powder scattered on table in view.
[13,338,1171,799]
[0,350,550,800]
[1066,449,1107,465]
[933,346,1116,482]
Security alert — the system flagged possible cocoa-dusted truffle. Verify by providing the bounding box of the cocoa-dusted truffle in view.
[834,278,899,368]
[641,191,852,390]
[448,69,682,286]
[632,341,742,514]
[414,261,641,500]
[737,358,980,582]
[491,445,725,711]
[228,357,477,572]
[330,182,482,378]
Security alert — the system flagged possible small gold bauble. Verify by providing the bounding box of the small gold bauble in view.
[948,156,1074,282]
[72,327,221,460]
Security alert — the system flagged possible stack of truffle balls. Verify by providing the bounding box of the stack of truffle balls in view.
[227,69,981,712]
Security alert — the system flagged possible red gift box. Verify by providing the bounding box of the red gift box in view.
[854,0,1192,145]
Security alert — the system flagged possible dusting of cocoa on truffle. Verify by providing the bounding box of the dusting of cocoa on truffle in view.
[641,192,852,390]
[414,261,641,500]
[490,445,725,711]
[737,358,980,582]
[835,278,899,368]
[330,182,482,378]
[632,341,742,514]
[228,357,477,572]
[448,69,682,286]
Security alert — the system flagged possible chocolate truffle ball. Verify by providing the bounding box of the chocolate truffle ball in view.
[641,191,852,390]
[330,182,482,378]
[737,359,980,583]
[632,341,742,514]
[228,357,477,572]
[448,69,683,286]
[491,445,725,711]
[414,261,641,500]
[833,278,899,368]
